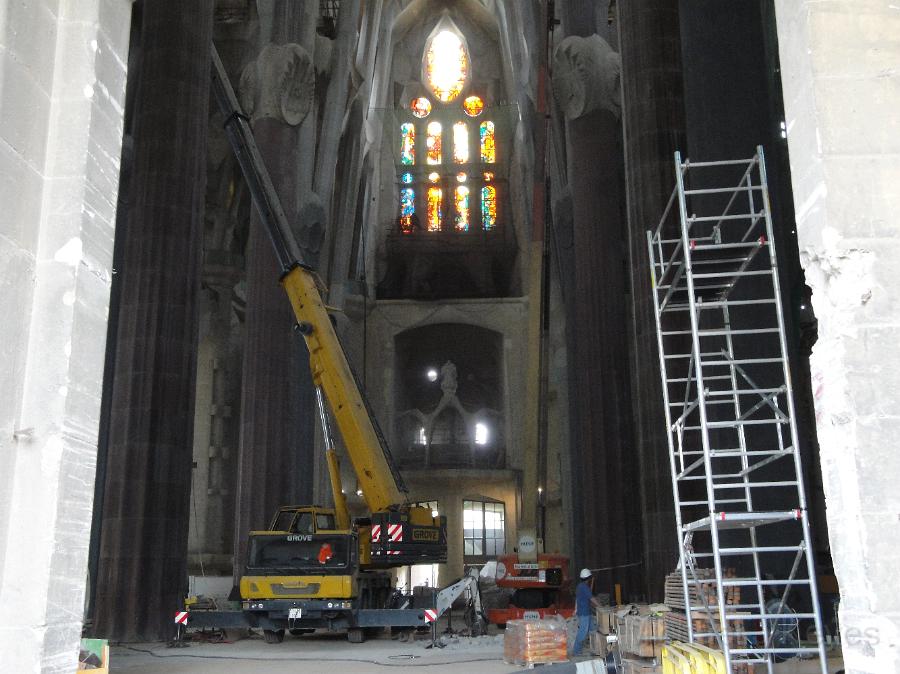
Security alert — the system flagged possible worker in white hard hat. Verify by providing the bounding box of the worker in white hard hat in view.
[571,568,600,657]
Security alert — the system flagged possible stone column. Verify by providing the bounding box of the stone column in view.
[316,0,362,291]
[92,0,213,642]
[553,30,643,595]
[232,43,319,578]
[618,0,687,600]
[0,1,132,668]
[775,3,900,671]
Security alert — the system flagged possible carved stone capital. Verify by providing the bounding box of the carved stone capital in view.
[552,34,622,120]
[239,43,314,125]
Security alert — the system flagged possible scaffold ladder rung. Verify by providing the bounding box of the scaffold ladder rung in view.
[684,185,764,195]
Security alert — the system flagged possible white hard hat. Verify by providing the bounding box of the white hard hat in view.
[580,568,592,579]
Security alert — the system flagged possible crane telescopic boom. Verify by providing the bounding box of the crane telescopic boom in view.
[210,45,406,513]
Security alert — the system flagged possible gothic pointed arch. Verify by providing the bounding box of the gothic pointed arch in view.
[378,2,519,299]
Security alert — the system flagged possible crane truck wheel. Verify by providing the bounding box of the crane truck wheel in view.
[264,629,285,644]
[347,627,366,643]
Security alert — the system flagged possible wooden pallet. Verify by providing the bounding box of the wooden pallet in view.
[664,610,751,648]
[664,569,742,609]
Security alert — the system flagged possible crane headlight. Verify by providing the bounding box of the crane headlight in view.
[496,562,507,580]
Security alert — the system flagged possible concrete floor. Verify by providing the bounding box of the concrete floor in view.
[109,629,845,674]
[110,631,519,674]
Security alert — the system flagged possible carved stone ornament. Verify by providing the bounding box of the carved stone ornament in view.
[440,360,458,396]
[239,43,314,125]
[552,34,622,120]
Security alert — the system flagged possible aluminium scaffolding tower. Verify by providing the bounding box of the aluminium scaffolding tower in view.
[647,147,828,674]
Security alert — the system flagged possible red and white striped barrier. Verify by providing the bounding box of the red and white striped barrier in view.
[174,611,188,625]
[371,524,383,555]
[423,609,437,623]
[371,523,404,554]
[387,524,402,554]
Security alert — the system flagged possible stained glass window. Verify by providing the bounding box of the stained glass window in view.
[394,26,502,236]
[400,188,415,234]
[426,121,442,165]
[427,186,443,232]
[453,122,469,164]
[411,97,432,118]
[425,30,468,103]
[480,121,495,164]
[481,185,496,230]
[463,96,484,117]
[400,123,415,165]
[455,186,470,232]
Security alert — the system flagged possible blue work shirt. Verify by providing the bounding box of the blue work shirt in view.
[575,580,592,616]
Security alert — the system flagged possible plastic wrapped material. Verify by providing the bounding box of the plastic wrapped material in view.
[503,616,569,665]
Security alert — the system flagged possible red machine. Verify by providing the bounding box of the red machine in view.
[486,553,575,625]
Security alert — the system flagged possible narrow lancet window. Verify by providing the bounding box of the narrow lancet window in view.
[481,185,496,230]
[453,122,469,164]
[427,121,442,165]
[400,123,415,165]
[427,186,443,231]
[480,121,495,164]
[400,188,415,234]
[455,186,470,232]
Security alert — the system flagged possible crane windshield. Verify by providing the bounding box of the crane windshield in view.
[246,534,351,573]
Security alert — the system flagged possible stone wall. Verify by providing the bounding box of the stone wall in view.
[0,0,131,669]
[775,2,900,671]
[403,470,518,586]
[365,299,528,471]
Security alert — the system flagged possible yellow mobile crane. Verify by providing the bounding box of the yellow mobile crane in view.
[185,48,450,644]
